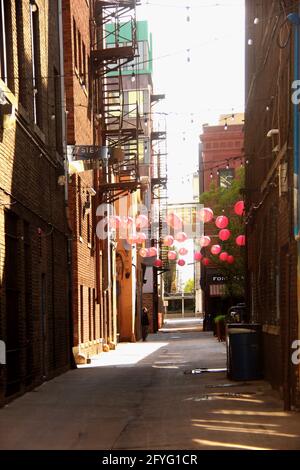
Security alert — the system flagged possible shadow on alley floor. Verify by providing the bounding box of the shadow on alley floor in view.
[0,317,299,450]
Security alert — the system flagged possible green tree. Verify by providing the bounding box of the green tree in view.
[184,278,194,293]
[199,167,245,298]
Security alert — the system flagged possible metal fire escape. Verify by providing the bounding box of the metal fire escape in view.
[92,0,144,203]
[150,103,168,269]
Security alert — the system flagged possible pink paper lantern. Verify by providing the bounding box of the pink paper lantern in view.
[202,257,211,266]
[211,244,221,255]
[199,235,211,247]
[227,255,235,264]
[136,214,148,228]
[178,259,186,266]
[219,229,231,241]
[194,251,203,262]
[139,248,149,258]
[163,235,174,247]
[198,207,214,223]
[179,247,188,256]
[148,247,158,257]
[234,200,245,216]
[215,215,229,229]
[166,212,183,230]
[236,235,246,246]
[168,250,177,261]
[175,231,188,243]
[136,232,147,244]
[219,252,228,261]
[154,259,163,268]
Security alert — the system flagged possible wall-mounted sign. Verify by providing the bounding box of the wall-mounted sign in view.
[71,145,108,161]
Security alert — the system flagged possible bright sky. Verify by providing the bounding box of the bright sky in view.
[137,0,245,203]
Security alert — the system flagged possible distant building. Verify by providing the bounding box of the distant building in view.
[200,114,244,192]
[199,115,245,324]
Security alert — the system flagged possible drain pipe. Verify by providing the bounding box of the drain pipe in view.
[58,0,76,368]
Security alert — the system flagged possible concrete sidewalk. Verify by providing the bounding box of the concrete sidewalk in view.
[0,322,299,450]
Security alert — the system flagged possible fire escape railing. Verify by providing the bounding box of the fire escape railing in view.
[91,0,144,203]
[150,114,168,271]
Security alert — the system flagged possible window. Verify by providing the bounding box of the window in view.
[78,31,82,77]
[0,0,14,92]
[82,42,86,85]
[87,212,91,244]
[80,285,84,343]
[88,288,92,341]
[93,289,96,341]
[54,67,62,154]
[15,0,26,104]
[30,2,42,127]
[73,18,77,69]
[219,168,234,188]
[124,90,144,116]
[78,177,82,237]
[123,41,148,71]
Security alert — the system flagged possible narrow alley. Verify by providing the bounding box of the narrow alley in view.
[0,318,299,451]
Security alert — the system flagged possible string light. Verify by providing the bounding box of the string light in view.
[224,119,228,131]
[186,49,191,63]
[186,6,190,22]
[226,161,230,170]
[254,17,259,25]
[210,172,213,179]
[248,38,253,45]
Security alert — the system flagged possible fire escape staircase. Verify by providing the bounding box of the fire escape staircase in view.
[92,0,145,203]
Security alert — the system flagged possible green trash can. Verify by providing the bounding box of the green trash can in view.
[226,323,263,381]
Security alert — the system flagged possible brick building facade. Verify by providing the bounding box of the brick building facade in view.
[0,0,71,404]
[62,0,109,362]
[245,0,300,408]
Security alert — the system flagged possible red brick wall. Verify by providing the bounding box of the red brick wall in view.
[245,0,299,408]
[63,0,104,359]
[0,0,70,405]
[200,124,244,192]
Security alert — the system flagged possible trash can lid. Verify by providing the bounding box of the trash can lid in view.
[228,328,256,334]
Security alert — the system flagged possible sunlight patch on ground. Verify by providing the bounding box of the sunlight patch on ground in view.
[78,342,169,368]
[192,423,298,438]
[193,439,271,450]
[212,410,290,417]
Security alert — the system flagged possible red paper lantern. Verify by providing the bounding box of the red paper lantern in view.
[211,244,221,255]
[139,248,149,258]
[179,247,188,256]
[198,207,214,223]
[219,229,231,241]
[178,259,186,266]
[168,250,177,261]
[199,235,211,247]
[234,200,245,216]
[163,235,174,247]
[194,251,203,261]
[202,257,211,266]
[227,255,235,264]
[148,247,158,257]
[166,212,183,230]
[154,259,163,268]
[175,231,188,243]
[136,214,148,229]
[219,252,228,261]
[236,235,246,246]
[215,215,229,229]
